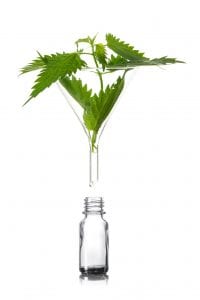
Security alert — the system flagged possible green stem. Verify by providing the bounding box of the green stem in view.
[122,69,129,78]
[91,131,98,152]
[90,42,104,91]
[98,70,104,91]
[78,52,93,55]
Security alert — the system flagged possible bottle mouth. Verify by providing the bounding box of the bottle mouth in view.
[83,197,105,214]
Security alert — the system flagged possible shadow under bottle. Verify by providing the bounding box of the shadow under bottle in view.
[79,197,109,275]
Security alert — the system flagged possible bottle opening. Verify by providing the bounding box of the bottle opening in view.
[84,197,105,214]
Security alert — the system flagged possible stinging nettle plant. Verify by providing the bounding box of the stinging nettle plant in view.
[21,33,184,186]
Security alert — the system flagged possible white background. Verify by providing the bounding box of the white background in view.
[0,0,200,299]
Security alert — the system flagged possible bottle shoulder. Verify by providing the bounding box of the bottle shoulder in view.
[80,215,108,227]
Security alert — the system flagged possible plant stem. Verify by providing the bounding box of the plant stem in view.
[91,131,97,151]
[90,42,104,91]
[78,52,93,55]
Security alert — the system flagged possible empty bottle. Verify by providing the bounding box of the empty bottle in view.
[79,197,109,275]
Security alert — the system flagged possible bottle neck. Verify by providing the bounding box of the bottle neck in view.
[83,197,105,216]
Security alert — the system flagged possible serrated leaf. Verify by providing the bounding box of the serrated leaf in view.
[24,53,86,105]
[20,57,46,74]
[106,54,184,70]
[124,56,184,68]
[106,54,128,69]
[95,43,107,69]
[146,56,185,65]
[59,75,92,109]
[106,33,146,61]
[83,76,124,132]
[83,95,99,131]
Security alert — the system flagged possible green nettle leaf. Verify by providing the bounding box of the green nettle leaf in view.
[147,56,184,65]
[95,43,107,69]
[75,37,91,45]
[24,53,86,105]
[125,56,184,67]
[83,76,124,133]
[106,54,128,69]
[83,95,99,131]
[20,57,46,74]
[59,75,92,109]
[106,54,183,69]
[106,33,146,61]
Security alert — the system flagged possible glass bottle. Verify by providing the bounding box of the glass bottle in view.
[79,197,109,275]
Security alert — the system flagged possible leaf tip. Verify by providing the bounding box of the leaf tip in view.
[22,97,32,107]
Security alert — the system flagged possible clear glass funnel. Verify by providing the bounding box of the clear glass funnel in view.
[57,67,134,189]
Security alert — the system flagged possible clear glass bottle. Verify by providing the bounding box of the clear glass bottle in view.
[79,197,109,275]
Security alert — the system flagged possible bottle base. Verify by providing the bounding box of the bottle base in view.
[80,266,108,275]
